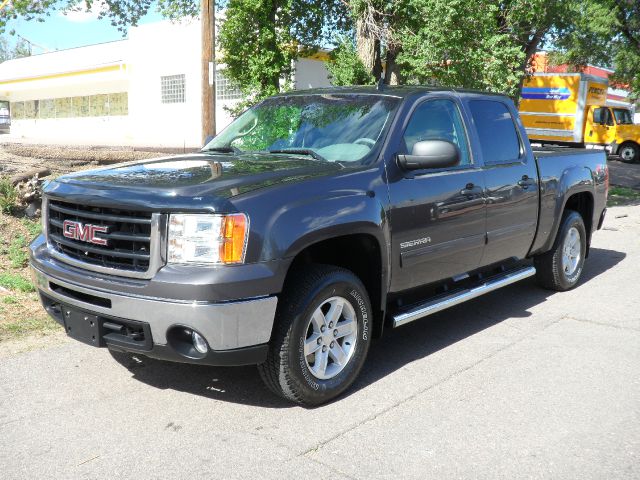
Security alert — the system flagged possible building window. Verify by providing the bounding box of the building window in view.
[10,92,128,120]
[109,92,128,115]
[161,74,186,104]
[216,70,242,101]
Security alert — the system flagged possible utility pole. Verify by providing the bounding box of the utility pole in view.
[201,0,216,144]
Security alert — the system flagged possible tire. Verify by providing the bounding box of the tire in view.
[619,142,639,163]
[258,264,372,406]
[534,210,587,291]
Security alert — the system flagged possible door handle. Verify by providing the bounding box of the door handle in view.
[460,183,481,196]
[517,176,535,189]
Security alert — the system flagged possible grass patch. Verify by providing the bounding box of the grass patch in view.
[21,217,42,238]
[0,272,35,292]
[2,295,18,304]
[608,186,640,206]
[7,235,29,268]
[0,316,59,341]
[0,177,18,214]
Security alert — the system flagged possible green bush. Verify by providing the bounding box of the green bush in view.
[0,178,18,214]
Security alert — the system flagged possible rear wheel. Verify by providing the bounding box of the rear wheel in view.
[534,210,587,291]
[258,264,371,406]
[619,142,639,163]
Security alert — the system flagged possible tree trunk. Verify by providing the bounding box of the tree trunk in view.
[384,46,401,85]
[514,29,546,105]
[356,17,382,80]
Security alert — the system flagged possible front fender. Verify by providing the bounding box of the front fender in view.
[268,191,388,260]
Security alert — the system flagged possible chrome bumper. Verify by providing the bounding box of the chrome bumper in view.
[31,265,278,350]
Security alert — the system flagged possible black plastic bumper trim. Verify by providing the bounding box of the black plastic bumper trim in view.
[107,343,269,367]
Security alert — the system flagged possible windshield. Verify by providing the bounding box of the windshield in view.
[613,108,634,125]
[204,94,400,163]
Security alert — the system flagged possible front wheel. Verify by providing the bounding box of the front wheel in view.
[534,210,587,291]
[258,264,372,406]
[619,142,639,163]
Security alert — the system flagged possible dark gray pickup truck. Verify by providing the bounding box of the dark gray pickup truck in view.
[30,87,608,405]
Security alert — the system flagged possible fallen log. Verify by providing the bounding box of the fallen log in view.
[10,167,51,185]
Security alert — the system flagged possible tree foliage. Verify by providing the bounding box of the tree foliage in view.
[1,0,637,103]
[217,0,350,110]
[552,0,640,100]
[339,0,579,98]
[326,36,375,86]
[0,37,30,62]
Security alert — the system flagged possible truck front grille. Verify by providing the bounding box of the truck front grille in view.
[47,199,156,275]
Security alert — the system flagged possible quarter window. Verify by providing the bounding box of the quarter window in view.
[469,100,521,164]
[401,99,471,166]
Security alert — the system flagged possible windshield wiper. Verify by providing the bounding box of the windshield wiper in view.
[201,146,241,154]
[268,148,328,162]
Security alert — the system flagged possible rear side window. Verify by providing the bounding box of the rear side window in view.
[469,100,521,164]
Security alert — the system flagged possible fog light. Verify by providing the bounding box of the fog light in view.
[192,330,209,354]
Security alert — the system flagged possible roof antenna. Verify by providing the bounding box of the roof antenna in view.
[377,75,385,91]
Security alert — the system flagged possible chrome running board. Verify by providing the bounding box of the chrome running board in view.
[392,266,536,328]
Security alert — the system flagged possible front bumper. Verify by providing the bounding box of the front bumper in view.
[31,264,278,366]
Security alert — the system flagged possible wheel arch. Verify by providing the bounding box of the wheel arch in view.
[285,232,388,339]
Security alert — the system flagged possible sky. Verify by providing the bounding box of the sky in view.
[5,2,164,53]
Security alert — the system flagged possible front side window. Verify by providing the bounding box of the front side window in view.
[593,107,614,126]
[469,100,521,164]
[401,98,471,166]
[204,94,400,163]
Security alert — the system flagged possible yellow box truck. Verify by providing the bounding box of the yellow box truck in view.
[519,73,640,162]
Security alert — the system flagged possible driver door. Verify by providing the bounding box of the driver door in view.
[387,97,486,293]
[586,107,615,145]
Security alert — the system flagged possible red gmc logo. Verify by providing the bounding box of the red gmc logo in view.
[62,220,109,246]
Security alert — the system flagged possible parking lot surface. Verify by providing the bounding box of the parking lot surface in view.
[1,205,639,480]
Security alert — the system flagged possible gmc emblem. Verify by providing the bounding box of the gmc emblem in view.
[62,220,109,246]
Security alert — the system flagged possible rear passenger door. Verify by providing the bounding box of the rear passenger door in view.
[467,99,539,266]
[387,97,486,292]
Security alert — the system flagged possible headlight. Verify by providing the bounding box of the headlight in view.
[168,213,249,264]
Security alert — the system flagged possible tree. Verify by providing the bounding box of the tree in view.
[326,36,375,86]
[0,37,30,62]
[338,0,579,99]
[217,0,350,110]
[552,0,640,101]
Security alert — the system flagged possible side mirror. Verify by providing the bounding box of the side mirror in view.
[397,140,460,170]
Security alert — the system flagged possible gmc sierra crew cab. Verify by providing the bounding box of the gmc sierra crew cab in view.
[29,87,609,405]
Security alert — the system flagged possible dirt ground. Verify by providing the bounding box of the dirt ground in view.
[0,143,166,178]
[0,144,173,344]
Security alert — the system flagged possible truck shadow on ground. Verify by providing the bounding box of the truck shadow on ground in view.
[110,247,626,408]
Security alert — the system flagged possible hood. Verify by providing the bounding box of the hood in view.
[46,153,342,212]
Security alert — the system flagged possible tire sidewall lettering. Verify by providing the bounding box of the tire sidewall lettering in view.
[298,336,320,390]
[349,289,369,341]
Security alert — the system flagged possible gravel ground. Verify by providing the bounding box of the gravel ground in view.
[0,205,638,479]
